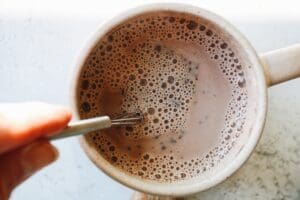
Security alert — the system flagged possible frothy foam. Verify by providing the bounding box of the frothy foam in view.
[77,12,248,182]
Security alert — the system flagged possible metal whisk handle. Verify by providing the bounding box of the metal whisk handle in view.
[49,116,112,140]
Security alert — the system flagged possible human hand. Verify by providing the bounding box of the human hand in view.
[0,102,71,199]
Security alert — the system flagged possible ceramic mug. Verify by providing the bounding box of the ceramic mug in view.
[71,3,300,197]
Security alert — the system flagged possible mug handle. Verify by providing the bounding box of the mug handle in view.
[260,44,300,86]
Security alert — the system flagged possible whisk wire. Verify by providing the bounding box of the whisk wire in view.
[111,116,143,126]
[111,110,143,126]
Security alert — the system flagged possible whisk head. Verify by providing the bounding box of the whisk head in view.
[111,110,144,126]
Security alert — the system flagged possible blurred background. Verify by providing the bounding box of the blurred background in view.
[0,0,300,199]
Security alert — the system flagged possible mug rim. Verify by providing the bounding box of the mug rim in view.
[70,3,267,196]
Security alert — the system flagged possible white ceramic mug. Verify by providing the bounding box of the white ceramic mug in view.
[71,3,300,197]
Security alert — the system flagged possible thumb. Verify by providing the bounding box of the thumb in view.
[0,102,72,154]
[0,140,58,200]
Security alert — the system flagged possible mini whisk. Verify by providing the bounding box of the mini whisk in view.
[49,111,143,140]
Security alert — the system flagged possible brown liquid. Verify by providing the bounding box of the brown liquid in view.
[77,11,248,182]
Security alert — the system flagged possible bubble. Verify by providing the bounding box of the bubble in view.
[107,35,114,42]
[180,173,186,178]
[106,45,112,51]
[220,43,228,49]
[129,74,136,81]
[179,18,186,24]
[111,156,118,162]
[142,166,147,171]
[81,80,89,90]
[143,154,150,160]
[238,77,246,88]
[140,79,147,86]
[148,107,155,115]
[81,102,91,113]
[109,146,115,151]
[206,30,213,36]
[236,65,242,70]
[138,171,144,176]
[167,76,175,84]
[230,122,236,127]
[155,174,161,179]
[186,20,198,30]
[154,45,162,52]
[199,25,206,31]
[138,69,144,74]
[161,82,167,89]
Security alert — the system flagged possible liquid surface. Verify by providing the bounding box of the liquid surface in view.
[77,11,248,182]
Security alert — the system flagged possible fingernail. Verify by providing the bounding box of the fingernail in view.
[21,140,58,177]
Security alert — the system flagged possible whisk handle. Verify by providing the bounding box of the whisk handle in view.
[49,116,112,140]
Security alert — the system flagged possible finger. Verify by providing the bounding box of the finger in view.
[0,102,72,154]
[0,140,58,199]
